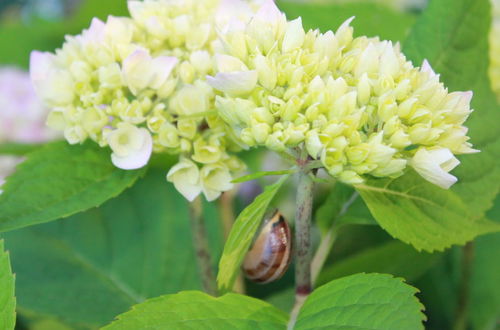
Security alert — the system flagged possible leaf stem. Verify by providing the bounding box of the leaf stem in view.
[453,242,474,330]
[289,169,315,328]
[188,197,217,296]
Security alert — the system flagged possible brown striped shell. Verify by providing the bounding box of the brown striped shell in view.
[243,211,292,284]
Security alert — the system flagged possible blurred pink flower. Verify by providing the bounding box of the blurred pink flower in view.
[0,67,59,191]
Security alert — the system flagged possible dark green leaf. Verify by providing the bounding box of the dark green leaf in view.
[315,183,376,234]
[217,176,289,293]
[0,141,145,232]
[295,273,426,330]
[103,291,288,329]
[1,169,222,328]
[317,240,439,286]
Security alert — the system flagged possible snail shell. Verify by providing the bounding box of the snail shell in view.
[243,211,292,284]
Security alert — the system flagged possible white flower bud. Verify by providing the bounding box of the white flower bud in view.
[410,148,460,189]
[167,158,202,202]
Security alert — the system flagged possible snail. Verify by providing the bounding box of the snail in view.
[243,211,292,284]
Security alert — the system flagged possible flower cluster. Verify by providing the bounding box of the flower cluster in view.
[0,68,58,191]
[30,0,264,201]
[490,0,500,101]
[31,0,476,196]
[208,2,477,189]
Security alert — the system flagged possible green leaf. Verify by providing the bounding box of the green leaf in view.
[315,183,376,234]
[0,240,15,330]
[470,233,500,330]
[404,0,500,217]
[0,0,128,68]
[217,176,289,293]
[0,141,145,233]
[295,273,426,330]
[470,196,500,330]
[356,171,500,252]
[1,169,222,328]
[317,240,439,286]
[232,169,296,184]
[278,1,416,42]
[0,142,44,156]
[103,291,288,329]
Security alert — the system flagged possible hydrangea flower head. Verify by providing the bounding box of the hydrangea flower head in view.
[29,0,260,201]
[208,2,477,189]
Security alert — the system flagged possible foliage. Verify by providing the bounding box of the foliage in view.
[217,176,289,293]
[0,141,145,233]
[295,273,425,330]
[1,169,222,328]
[0,240,15,330]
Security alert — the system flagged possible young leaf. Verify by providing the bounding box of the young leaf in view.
[317,241,439,286]
[217,176,289,293]
[1,169,222,328]
[356,171,500,252]
[103,291,288,329]
[0,141,145,233]
[404,0,500,217]
[0,240,15,330]
[295,273,426,330]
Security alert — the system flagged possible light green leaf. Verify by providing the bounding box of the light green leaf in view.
[0,240,15,330]
[1,169,222,329]
[295,273,426,330]
[217,176,289,293]
[356,171,500,251]
[404,0,500,217]
[232,169,296,184]
[0,142,44,156]
[103,291,288,329]
[317,240,439,286]
[278,1,416,42]
[0,141,145,233]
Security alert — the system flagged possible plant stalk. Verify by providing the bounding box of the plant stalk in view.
[289,170,315,328]
[188,196,217,296]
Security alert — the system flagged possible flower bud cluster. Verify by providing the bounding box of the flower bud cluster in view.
[208,2,477,189]
[30,0,258,201]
